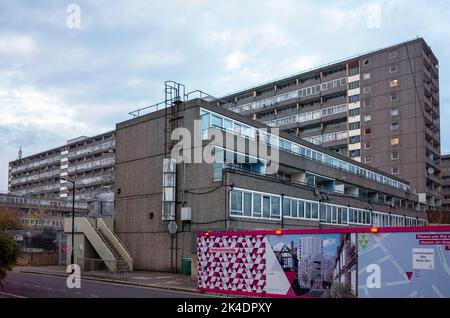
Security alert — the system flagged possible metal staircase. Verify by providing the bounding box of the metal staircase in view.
[95,229,130,272]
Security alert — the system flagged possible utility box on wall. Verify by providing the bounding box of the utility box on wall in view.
[181,207,192,221]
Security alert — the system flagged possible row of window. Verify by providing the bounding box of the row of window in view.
[20,218,64,227]
[229,188,426,226]
[303,131,348,145]
[228,77,347,113]
[200,109,411,192]
[264,104,347,127]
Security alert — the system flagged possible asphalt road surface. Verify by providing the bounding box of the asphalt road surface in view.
[0,272,210,298]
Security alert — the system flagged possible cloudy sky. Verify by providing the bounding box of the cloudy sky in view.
[0,0,449,191]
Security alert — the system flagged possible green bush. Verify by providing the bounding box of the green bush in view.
[0,231,21,280]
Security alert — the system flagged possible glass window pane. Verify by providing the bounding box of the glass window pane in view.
[271,197,280,219]
[211,115,222,128]
[253,194,261,217]
[291,200,298,218]
[320,204,326,221]
[298,201,305,218]
[305,202,311,219]
[230,190,242,212]
[311,203,319,219]
[223,118,233,131]
[263,196,270,218]
[283,199,291,217]
[243,193,252,216]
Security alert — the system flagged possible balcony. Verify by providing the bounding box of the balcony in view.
[426,156,439,169]
[423,66,432,82]
[423,97,432,112]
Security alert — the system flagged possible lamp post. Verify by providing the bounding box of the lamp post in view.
[61,177,75,267]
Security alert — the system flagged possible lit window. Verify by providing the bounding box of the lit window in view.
[365,156,372,163]
[363,87,371,94]
[363,73,371,80]
[365,128,371,135]
[391,137,399,145]
[391,151,400,160]
[364,115,372,121]
[391,167,400,175]
[389,65,398,73]
[391,123,399,130]
[390,109,399,116]
[389,79,398,87]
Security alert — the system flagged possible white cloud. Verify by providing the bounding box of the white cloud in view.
[323,238,337,247]
[0,33,36,57]
[225,50,247,70]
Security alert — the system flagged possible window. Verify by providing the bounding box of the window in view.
[271,197,280,219]
[349,136,361,144]
[348,67,359,76]
[349,122,360,130]
[391,122,399,130]
[349,95,360,103]
[365,156,372,163]
[363,73,371,80]
[364,128,372,135]
[391,137,399,145]
[262,196,271,218]
[389,51,398,59]
[348,108,360,116]
[243,192,252,216]
[391,109,399,116]
[363,99,371,107]
[349,150,361,158]
[364,142,372,149]
[389,79,398,87]
[390,93,398,102]
[364,115,372,121]
[363,59,371,66]
[348,81,360,90]
[253,193,261,217]
[363,87,371,94]
[391,151,400,160]
[230,190,242,214]
[391,167,400,175]
[389,65,398,73]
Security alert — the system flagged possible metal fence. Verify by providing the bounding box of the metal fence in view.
[76,258,129,280]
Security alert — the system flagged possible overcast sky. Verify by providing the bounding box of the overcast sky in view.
[1,0,449,192]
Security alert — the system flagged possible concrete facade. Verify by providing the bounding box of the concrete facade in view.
[115,100,427,272]
[219,38,441,208]
[8,131,115,205]
[441,154,450,210]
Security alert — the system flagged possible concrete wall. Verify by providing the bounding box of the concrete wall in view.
[16,252,58,266]
[115,101,423,272]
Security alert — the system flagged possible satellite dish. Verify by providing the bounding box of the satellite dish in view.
[168,221,178,234]
[427,167,434,175]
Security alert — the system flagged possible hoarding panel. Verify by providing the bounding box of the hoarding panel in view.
[197,227,450,298]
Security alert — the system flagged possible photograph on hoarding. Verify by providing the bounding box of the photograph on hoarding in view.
[266,233,357,298]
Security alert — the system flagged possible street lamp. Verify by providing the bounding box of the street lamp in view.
[61,177,75,267]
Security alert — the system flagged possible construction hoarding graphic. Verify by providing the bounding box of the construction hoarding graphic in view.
[197,227,450,298]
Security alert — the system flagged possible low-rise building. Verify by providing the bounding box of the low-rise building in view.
[115,98,427,272]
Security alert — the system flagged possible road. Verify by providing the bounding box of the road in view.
[0,272,210,298]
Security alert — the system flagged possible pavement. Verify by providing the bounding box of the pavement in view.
[1,271,211,298]
[12,265,200,294]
